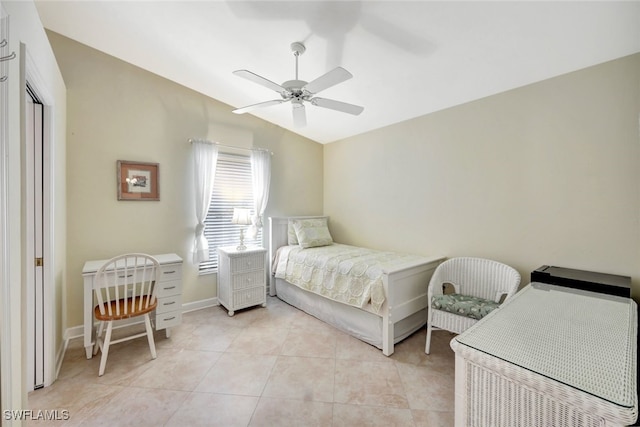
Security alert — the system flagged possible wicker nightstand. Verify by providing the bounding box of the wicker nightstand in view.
[217,246,267,316]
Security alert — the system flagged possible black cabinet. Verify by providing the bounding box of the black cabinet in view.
[531,265,631,298]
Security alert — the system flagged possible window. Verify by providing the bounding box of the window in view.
[199,152,262,274]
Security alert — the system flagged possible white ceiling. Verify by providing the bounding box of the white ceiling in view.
[34,1,640,144]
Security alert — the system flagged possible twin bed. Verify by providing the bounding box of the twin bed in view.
[268,216,444,356]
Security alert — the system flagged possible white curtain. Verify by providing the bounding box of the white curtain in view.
[191,140,218,263]
[248,149,271,239]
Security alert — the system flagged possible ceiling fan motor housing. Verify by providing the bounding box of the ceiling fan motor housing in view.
[281,79,309,100]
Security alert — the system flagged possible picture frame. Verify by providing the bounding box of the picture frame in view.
[117,160,159,201]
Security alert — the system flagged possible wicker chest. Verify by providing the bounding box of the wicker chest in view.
[451,283,637,427]
[217,246,267,316]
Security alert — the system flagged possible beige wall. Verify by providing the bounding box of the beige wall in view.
[46,31,323,329]
[325,53,640,299]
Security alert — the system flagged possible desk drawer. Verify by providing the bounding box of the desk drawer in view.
[96,269,154,288]
[156,280,181,298]
[159,264,182,282]
[156,294,182,314]
[156,311,182,329]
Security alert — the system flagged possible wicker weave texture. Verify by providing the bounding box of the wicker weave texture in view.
[428,257,521,302]
[458,284,637,408]
[425,257,521,354]
[453,343,637,426]
[466,360,602,427]
[451,284,638,427]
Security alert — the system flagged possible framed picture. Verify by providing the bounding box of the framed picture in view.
[117,160,159,201]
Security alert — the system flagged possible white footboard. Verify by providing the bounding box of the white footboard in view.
[381,257,444,355]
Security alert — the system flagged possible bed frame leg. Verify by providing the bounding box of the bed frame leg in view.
[382,317,394,356]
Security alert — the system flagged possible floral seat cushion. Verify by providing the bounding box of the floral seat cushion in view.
[431,293,500,320]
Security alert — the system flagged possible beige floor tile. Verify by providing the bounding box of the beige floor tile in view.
[180,322,245,352]
[262,356,335,402]
[332,403,416,427]
[93,340,160,386]
[30,298,457,426]
[134,348,221,391]
[244,300,301,329]
[27,378,125,427]
[412,408,455,427]
[79,387,189,426]
[396,362,455,412]
[195,352,277,396]
[281,327,337,358]
[225,325,289,355]
[165,392,259,427]
[334,360,408,408]
[335,333,392,363]
[249,397,333,427]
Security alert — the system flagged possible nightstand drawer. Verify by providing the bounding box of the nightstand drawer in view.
[233,286,265,309]
[156,294,182,314]
[232,270,266,290]
[230,253,265,273]
[156,280,181,298]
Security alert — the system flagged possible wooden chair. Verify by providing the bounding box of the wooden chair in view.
[425,257,521,354]
[93,253,160,376]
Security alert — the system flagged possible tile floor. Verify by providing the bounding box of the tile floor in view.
[28,297,456,426]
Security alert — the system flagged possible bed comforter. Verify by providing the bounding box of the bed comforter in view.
[273,243,427,313]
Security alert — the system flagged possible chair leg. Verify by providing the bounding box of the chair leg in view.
[98,321,113,376]
[93,320,104,356]
[144,314,157,359]
[425,323,433,355]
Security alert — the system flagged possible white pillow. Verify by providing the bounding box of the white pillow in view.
[287,220,299,245]
[292,218,333,248]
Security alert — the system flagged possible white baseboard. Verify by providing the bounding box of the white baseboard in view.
[55,338,69,380]
[182,297,218,314]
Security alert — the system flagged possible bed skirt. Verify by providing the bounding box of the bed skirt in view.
[275,277,427,349]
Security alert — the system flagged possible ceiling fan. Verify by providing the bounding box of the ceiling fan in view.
[232,42,364,127]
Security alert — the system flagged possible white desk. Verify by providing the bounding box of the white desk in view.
[451,283,637,427]
[81,253,183,359]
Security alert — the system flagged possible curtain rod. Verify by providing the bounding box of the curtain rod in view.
[188,138,273,155]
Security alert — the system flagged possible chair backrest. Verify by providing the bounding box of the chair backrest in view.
[428,257,521,302]
[94,253,160,318]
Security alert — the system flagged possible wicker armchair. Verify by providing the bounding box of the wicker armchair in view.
[425,257,521,354]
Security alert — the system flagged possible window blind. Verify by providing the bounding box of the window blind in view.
[199,153,262,274]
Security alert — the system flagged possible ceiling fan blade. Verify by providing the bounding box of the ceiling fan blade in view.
[232,99,285,114]
[292,102,307,127]
[303,67,353,94]
[233,70,288,95]
[311,97,364,116]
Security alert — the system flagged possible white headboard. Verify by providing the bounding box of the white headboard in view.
[268,216,328,295]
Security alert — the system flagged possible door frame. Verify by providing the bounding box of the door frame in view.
[22,44,55,390]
